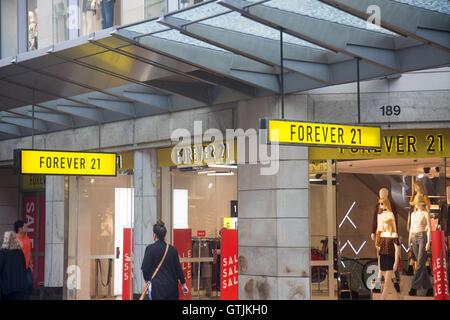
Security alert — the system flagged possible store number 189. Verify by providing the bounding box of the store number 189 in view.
[380,105,401,117]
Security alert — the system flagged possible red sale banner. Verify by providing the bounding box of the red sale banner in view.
[431,231,449,300]
[197,230,206,238]
[23,196,37,253]
[23,195,45,288]
[221,229,238,300]
[122,228,134,300]
[173,229,192,300]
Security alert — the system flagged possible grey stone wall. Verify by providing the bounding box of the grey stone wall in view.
[304,68,450,129]
[0,168,19,240]
[133,149,158,295]
[236,95,311,300]
[44,175,65,287]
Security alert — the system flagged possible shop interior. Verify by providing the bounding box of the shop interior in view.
[67,174,134,300]
[310,158,449,300]
[170,164,238,299]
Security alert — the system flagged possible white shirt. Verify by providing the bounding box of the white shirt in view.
[410,208,428,234]
[377,211,395,232]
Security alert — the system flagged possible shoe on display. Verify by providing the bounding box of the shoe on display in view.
[426,288,434,297]
[408,288,417,296]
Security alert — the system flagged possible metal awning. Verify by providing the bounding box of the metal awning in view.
[0,0,449,141]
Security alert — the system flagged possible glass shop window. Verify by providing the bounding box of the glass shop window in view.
[145,0,166,19]
[1,0,18,58]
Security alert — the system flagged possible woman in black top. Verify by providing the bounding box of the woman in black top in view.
[0,231,28,300]
[141,222,188,300]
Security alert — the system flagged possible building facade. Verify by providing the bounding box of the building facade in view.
[0,0,449,300]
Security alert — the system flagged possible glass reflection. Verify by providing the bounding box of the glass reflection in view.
[28,0,38,51]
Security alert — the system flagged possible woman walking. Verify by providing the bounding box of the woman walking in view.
[0,231,28,300]
[141,221,189,300]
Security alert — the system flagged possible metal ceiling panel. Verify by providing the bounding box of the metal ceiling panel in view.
[320,0,450,51]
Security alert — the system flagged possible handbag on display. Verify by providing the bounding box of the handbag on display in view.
[139,243,169,300]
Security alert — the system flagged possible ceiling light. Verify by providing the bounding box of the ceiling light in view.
[198,170,216,175]
[207,171,234,176]
[208,164,238,169]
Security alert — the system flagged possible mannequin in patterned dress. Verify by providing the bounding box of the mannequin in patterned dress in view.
[378,217,401,300]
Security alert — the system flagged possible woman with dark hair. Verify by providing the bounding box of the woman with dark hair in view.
[0,231,28,300]
[141,221,188,300]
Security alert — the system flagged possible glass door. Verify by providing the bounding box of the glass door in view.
[66,174,133,300]
[309,160,337,300]
[170,165,237,300]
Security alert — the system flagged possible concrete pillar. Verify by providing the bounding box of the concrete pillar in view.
[237,95,310,300]
[133,149,158,295]
[0,168,18,238]
[44,175,65,288]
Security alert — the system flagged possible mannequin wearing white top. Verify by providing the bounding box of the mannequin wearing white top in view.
[408,201,431,253]
[408,195,433,296]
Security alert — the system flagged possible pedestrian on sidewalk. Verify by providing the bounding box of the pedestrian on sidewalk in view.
[15,220,33,299]
[141,221,188,300]
[0,231,28,300]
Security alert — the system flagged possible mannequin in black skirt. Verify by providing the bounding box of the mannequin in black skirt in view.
[378,217,401,300]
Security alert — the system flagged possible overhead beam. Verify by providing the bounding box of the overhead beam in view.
[146,80,214,105]
[0,123,22,136]
[120,91,171,110]
[90,38,254,97]
[319,0,450,52]
[39,99,103,123]
[113,29,281,93]
[87,98,136,117]
[51,42,226,106]
[158,15,333,84]
[0,115,47,132]
[219,0,401,73]
[56,105,103,123]
[185,70,256,97]
[106,85,172,112]
[27,111,74,127]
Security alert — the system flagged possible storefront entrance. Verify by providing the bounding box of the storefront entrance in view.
[64,151,134,300]
[309,128,450,300]
[158,142,238,300]
[164,166,238,300]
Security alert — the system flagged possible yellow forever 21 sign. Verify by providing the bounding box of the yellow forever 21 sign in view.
[261,119,381,149]
[14,149,117,176]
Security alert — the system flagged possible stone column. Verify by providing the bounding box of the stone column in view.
[44,175,65,289]
[133,149,158,296]
[237,95,310,300]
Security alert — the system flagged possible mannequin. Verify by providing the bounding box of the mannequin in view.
[371,188,400,292]
[82,0,101,35]
[28,10,37,51]
[100,0,116,29]
[439,186,450,234]
[378,217,401,300]
[408,194,433,296]
[408,180,430,232]
[372,197,396,291]
[371,188,399,241]
[446,186,450,233]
